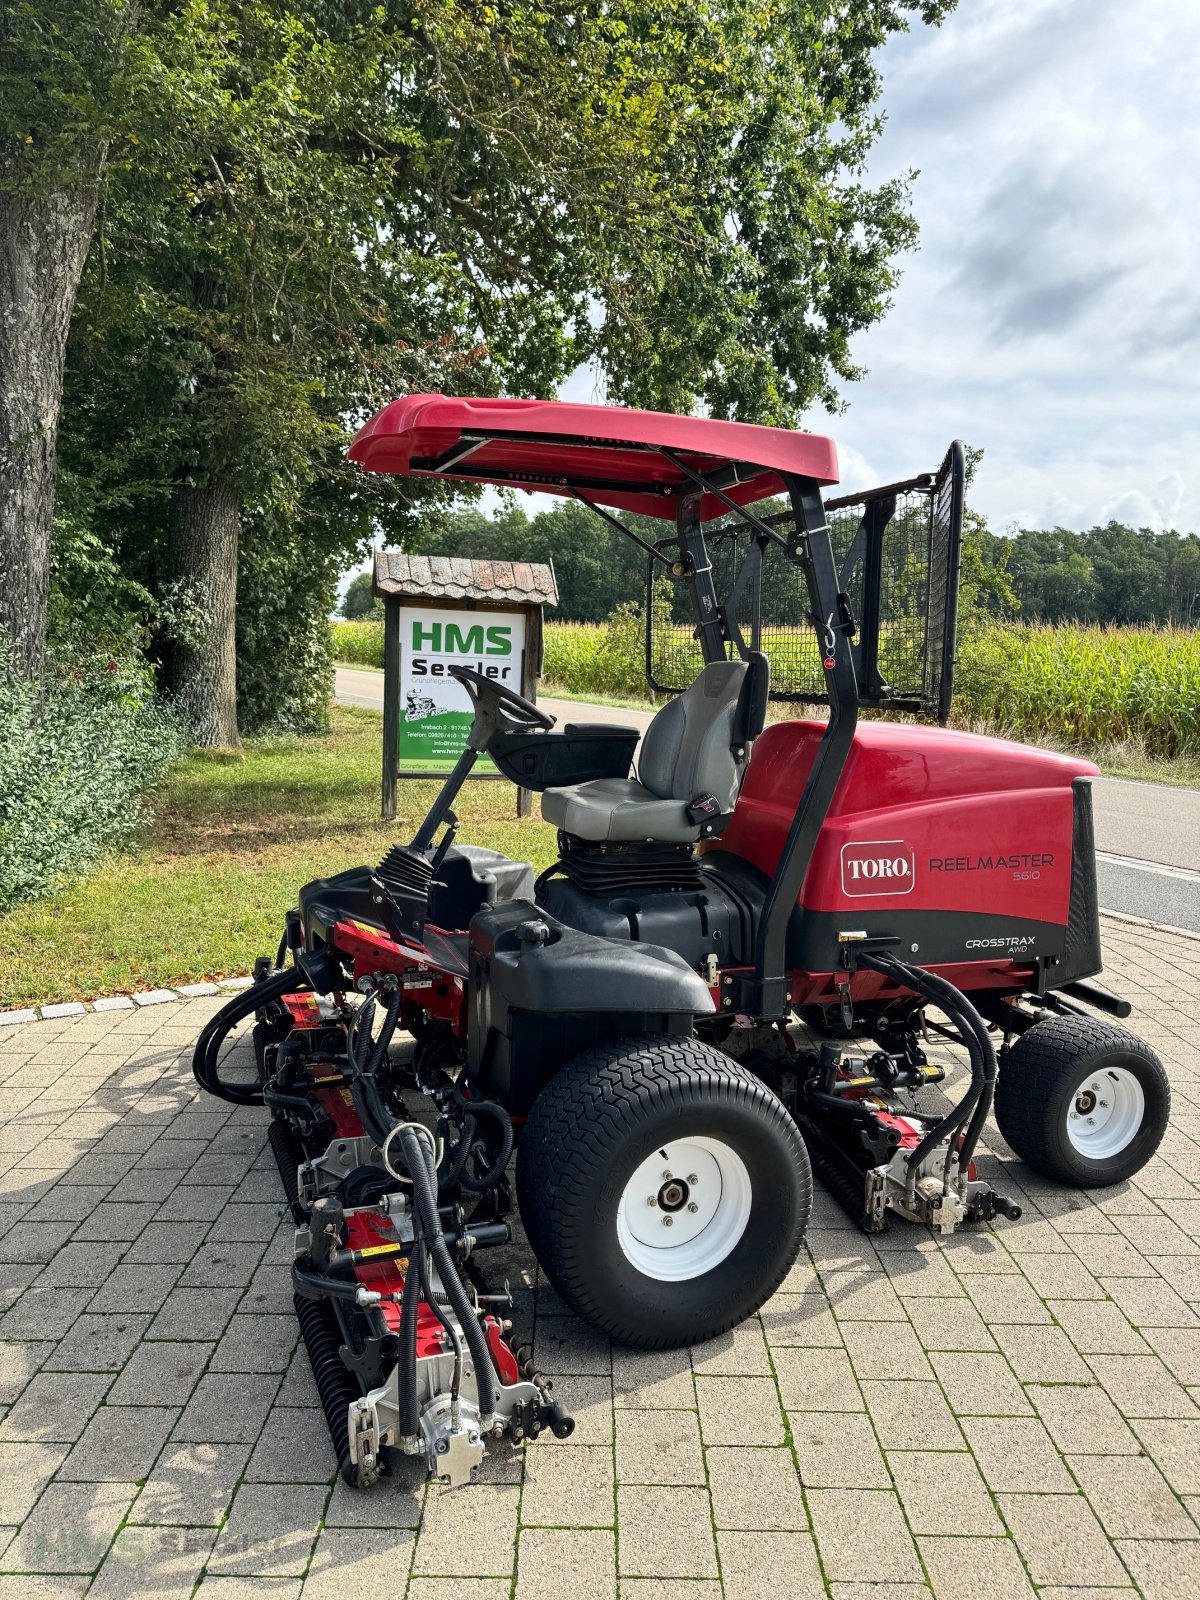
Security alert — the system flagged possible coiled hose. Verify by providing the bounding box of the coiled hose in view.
[856,952,998,1196]
[193,967,309,1106]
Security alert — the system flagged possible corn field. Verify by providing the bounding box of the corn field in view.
[333,618,1200,759]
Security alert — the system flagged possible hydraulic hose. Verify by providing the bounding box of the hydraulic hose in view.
[368,989,403,1076]
[452,1088,514,1193]
[856,952,995,1194]
[401,1126,499,1419]
[395,1222,422,1442]
[192,967,309,1105]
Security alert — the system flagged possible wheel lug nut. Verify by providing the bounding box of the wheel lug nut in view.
[687,1174,698,1184]
[1087,1116,1095,1125]
[662,1170,672,1180]
[646,1197,657,1207]
[687,1202,699,1213]
[662,1215,673,1227]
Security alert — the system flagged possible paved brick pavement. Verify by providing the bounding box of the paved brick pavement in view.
[0,912,1197,1598]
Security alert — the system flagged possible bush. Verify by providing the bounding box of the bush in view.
[332,619,385,668]
[0,636,184,912]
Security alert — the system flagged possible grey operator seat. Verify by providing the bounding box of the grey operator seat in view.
[540,658,765,844]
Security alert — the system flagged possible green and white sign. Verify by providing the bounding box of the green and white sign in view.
[398,604,527,773]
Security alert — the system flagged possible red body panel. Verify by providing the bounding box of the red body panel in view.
[715,720,1098,924]
[348,394,839,520]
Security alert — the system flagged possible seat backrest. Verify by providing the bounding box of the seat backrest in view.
[637,660,749,810]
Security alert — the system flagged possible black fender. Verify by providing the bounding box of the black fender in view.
[467,899,715,1115]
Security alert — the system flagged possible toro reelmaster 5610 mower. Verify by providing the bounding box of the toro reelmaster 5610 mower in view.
[195,395,1170,1490]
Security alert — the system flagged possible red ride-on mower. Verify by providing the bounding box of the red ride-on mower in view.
[194,395,1170,1489]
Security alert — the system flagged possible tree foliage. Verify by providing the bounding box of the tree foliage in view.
[52,0,958,737]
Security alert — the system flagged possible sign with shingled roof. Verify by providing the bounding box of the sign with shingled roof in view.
[372,550,558,818]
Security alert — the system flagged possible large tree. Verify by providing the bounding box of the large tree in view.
[0,0,144,673]
[57,0,955,743]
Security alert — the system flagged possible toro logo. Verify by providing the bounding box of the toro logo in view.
[840,840,917,899]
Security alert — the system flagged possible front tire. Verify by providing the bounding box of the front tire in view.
[516,1034,811,1348]
[993,1014,1169,1187]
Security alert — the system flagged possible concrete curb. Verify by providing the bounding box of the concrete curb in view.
[0,974,253,1027]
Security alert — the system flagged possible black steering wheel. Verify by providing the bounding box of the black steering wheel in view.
[448,663,556,741]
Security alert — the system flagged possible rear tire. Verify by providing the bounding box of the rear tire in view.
[516,1034,811,1348]
[994,1014,1169,1187]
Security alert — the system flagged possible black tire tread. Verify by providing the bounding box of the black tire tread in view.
[517,1033,811,1349]
[994,1013,1169,1185]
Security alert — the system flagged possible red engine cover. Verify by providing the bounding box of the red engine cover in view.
[713,720,1097,928]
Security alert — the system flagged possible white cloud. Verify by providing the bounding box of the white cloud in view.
[819,0,1200,533]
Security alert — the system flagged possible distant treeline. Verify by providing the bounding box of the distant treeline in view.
[343,502,1200,628]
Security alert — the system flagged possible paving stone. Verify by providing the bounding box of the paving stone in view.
[615,1485,717,1578]
[532,1315,612,1377]
[405,1584,509,1600]
[149,1286,242,1340]
[829,1587,931,1600]
[840,1321,933,1380]
[26,1184,113,1223]
[0,1480,137,1573]
[615,1407,704,1485]
[135,1440,253,1526]
[690,1318,772,1375]
[122,1223,202,1266]
[61,1404,178,1481]
[322,1458,425,1529]
[132,992,180,1008]
[412,1483,520,1577]
[92,997,136,1012]
[706,1444,808,1527]
[1047,1297,1151,1354]
[301,1525,415,1600]
[206,1205,283,1244]
[75,1202,163,1241]
[87,1264,180,1315]
[515,1527,613,1600]
[860,1380,966,1451]
[1116,1537,1200,1600]
[553,1374,613,1447]
[929,1351,1032,1416]
[1012,1253,1105,1301]
[108,1342,213,1406]
[1088,1352,1200,1418]
[807,1488,923,1582]
[694,1375,785,1446]
[917,1534,1035,1599]
[207,1482,327,1577]
[1132,1418,1200,1495]
[759,1292,843,1348]
[772,1345,862,1411]
[905,1297,998,1352]
[0,1368,110,1441]
[992,1322,1094,1382]
[210,1315,297,1374]
[40,1006,86,1021]
[246,1407,336,1484]
[789,1411,889,1490]
[174,1372,280,1444]
[997,1491,1130,1585]
[521,1441,613,1527]
[0,1339,55,1402]
[717,1529,824,1600]
[888,1450,1004,1536]
[1029,1382,1142,1454]
[0,1440,69,1520]
[821,1265,908,1322]
[180,1243,264,1290]
[959,1416,1076,1493]
[1068,1450,1200,1538]
[90,1523,217,1598]
[154,1187,228,1224]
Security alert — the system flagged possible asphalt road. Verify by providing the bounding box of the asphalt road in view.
[335,667,1200,932]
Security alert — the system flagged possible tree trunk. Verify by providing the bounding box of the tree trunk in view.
[0,179,100,675]
[167,476,241,747]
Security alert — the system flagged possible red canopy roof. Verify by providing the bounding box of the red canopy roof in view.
[348,394,839,521]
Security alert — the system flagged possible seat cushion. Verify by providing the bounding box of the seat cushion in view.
[541,778,698,843]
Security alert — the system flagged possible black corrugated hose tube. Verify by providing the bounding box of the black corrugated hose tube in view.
[192,967,309,1105]
[400,1125,500,1418]
[856,952,997,1190]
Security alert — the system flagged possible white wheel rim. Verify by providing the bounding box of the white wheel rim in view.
[615,1136,752,1282]
[1066,1067,1144,1159]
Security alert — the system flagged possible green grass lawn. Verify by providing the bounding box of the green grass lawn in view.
[0,706,559,1010]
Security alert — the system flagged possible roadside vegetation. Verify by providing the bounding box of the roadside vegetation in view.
[0,707,558,1010]
[334,615,1200,776]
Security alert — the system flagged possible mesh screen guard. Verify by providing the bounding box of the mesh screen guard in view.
[646,442,964,724]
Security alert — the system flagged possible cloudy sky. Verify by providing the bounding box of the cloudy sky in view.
[814,0,1200,533]
[563,0,1200,536]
